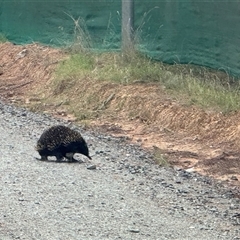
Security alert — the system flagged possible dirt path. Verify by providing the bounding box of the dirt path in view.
[0,42,240,187]
[0,98,240,239]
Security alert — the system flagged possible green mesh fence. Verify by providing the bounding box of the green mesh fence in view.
[135,1,240,77]
[1,0,240,76]
[0,0,121,48]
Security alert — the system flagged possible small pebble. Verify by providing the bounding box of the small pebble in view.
[175,178,182,184]
[87,164,97,170]
[128,229,140,233]
[230,176,238,181]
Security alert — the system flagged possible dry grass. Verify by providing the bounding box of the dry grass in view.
[63,12,92,53]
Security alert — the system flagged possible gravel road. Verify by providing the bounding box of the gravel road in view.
[0,100,239,240]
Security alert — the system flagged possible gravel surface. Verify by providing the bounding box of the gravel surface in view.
[0,100,239,240]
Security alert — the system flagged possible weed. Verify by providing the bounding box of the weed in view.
[153,147,169,167]
[63,12,92,53]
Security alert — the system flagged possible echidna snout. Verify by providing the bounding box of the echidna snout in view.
[36,125,91,161]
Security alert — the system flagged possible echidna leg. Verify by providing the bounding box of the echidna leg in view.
[55,153,64,162]
[40,155,48,161]
[65,152,76,162]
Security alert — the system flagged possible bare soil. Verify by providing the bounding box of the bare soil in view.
[1,42,240,187]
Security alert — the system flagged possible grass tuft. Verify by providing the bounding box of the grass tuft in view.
[55,53,94,80]
[63,12,92,53]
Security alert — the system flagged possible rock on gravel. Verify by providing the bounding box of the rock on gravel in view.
[0,100,239,240]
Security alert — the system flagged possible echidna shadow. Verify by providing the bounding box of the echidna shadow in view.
[36,125,92,162]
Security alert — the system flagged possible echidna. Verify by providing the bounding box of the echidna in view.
[36,125,91,162]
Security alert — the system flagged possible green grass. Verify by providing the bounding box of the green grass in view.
[160,69,240,112]
[54,50,240,113]
[54,53,94,80]
[183,77,240,112]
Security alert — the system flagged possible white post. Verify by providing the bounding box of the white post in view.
[122,0,134,52]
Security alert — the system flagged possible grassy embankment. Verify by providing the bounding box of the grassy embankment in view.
[51,51,240,115]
